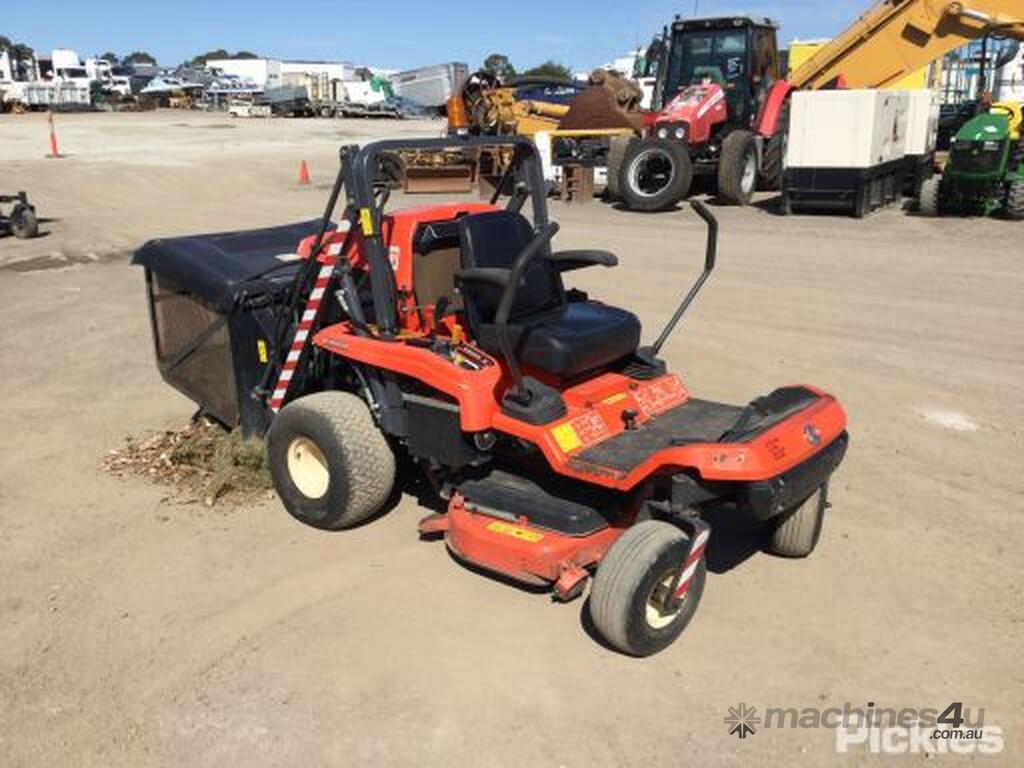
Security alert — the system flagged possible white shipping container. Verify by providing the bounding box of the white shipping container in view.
[787,89,909,169]
[389,62,468,108]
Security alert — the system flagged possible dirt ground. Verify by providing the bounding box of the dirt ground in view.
[1,111,1021,767]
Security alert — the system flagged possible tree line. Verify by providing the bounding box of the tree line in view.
[482,53,573,81]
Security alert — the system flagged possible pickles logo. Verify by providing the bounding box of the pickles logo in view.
[724,703,760,738]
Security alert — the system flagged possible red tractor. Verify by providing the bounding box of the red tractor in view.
[611,15,787,210]
[135,136,847,656]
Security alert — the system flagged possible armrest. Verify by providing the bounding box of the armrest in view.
[546,249,618,271]
[455,267,513,289]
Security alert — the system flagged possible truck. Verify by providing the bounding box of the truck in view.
[389,62,468,112]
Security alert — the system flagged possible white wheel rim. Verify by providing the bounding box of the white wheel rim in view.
[741,151,757,194]
[645,568,686,629]
[628,148,676,198]
[286,436,329,499]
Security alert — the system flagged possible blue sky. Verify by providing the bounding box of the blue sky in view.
[5,1,868,70]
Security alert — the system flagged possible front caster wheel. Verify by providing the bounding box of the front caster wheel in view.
[767,483,828,558]
[268,391,395,530]
[589,521,707,656]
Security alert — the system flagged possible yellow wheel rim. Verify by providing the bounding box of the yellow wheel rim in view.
[286,436,329,499]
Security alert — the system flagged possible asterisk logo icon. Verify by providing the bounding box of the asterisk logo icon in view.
[724,703,760,738]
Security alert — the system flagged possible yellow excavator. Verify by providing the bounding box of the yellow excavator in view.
[788,0,1024,90]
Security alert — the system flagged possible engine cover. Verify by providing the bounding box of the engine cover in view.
[652,81,728,145]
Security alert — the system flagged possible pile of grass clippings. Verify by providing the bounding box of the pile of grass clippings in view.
[102,418,274,507]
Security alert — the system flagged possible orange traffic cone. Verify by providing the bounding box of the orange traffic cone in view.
[298,159,310,186]
[47,111,62,158]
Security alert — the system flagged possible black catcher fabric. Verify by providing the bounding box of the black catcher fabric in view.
[458,211,640,378]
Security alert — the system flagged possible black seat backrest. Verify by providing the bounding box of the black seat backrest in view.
[458,210,564,330]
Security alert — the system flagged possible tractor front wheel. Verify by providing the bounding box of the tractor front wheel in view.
[1005,180,1024,220]
[918,174,943,217]
[268,391,395,530]
[9,204,38,239]
[589,520,706,656]
[617,137,692,212]
[717,130,758,205]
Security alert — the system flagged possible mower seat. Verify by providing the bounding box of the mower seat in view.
[458,210,640,379]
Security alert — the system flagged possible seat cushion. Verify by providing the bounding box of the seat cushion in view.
[478,301,641,379]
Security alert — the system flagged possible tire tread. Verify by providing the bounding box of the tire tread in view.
[590,521,686,654]
[270,391,395,529]
[717,130,757,205]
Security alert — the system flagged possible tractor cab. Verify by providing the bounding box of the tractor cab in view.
[657,15,781,127]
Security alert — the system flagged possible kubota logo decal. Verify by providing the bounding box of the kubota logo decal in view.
[804,423,822,446]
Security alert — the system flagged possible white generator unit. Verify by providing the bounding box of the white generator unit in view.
[389,62,468,111]
[901,89,940,196]
[783,89,909,216]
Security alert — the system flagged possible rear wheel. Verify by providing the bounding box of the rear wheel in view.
[918,174,943,217]
[617,137,692,212]
[1005,179,1024,220]
[759,98,790,191]
[589,520,706,656]
[268,391,395,530]
[605,134,631,200]
[767,484,828,558]
[9,205,38,239]
[717,130,758,205]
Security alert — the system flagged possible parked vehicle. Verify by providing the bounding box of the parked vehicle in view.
[133,135,849,656]
[919,101,1024,218]
[390,62,469,111]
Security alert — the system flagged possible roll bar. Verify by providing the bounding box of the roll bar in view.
[334,136,551,338]
[645,200,718,359]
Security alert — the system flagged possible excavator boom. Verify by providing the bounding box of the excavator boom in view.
[789,0,1024,90]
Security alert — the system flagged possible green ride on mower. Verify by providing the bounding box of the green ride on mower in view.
[919,102,1024,220]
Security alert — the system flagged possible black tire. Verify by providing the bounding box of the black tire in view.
[617,137,692,212]
[1005,180,1024,221]
[717,130,758,205]
[10,205,38,239]
[267,391,395,530]
[853,183,869,219]
[779,191,792,216]
[589,520,706,657]
[767,484,828,558]
[918,174,943,217]
[605,134,631,200]
[759,98,789,191]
